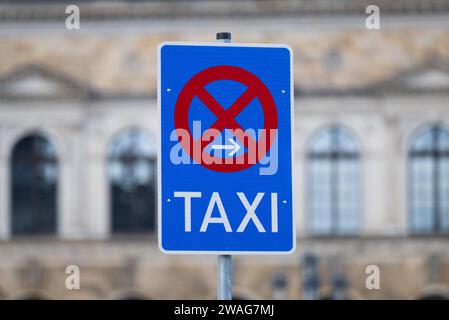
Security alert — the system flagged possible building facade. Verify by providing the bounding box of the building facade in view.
[0,0,448,299]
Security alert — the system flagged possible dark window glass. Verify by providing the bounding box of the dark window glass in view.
[409,125,449,234]
[108,129,156,234]
[307,126,360,235]
[11,135,58,235]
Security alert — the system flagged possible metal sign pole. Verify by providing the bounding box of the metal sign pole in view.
[217,254,232,300]
[216,31,233,301]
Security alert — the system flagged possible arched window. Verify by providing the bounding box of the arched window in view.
[307,126,360,235]
[11,135,58,235]
[409,125,449,234]
[108,128,156,234]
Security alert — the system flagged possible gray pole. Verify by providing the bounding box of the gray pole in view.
[216,31,233,301]
[217,254,232,300]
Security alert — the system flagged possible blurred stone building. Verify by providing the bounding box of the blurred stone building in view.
[0,0,449,299]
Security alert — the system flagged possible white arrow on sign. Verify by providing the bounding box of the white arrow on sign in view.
[211,138,241,156]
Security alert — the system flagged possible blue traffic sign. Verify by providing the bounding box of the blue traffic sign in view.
[158,42,295,254]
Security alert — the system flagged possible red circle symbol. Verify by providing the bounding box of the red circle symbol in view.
[174,65,278,172]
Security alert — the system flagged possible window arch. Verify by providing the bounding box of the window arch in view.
[108,128,156,234]
[409,125,449,234]
[307,126,360,235]
[11,134,58,235]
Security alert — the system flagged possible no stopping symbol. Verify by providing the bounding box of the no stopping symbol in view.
[174,65,278,172]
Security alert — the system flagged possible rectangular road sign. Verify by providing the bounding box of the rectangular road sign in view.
[158,42,295,254]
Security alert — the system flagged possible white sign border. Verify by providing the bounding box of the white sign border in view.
[157,41,296,255]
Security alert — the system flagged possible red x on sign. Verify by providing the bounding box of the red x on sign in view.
[174,65,278,172]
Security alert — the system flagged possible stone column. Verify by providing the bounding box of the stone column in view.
[0,127,10,239]
[83,121,109,239]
